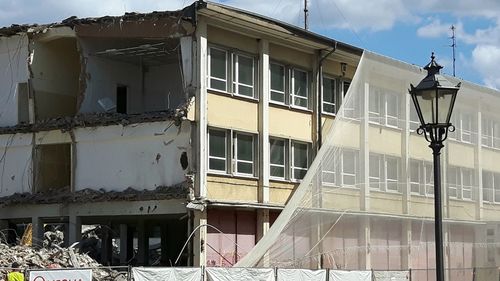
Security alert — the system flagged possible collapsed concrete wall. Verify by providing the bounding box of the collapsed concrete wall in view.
[0,35,30,126]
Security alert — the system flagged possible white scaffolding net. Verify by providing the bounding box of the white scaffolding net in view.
[237,51,500,280]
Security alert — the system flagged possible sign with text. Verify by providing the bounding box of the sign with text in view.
[29,269,92,281]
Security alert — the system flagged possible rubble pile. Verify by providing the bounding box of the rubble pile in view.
[0,242,126,281]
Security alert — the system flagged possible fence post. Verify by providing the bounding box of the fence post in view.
[409,268,412,281]
[371,269,374,281]
[201,266,205,281]
[127,265,132,281]
[274,267,278,281]
[24,268,29,281]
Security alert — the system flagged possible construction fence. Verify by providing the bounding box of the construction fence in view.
[2,266,499,281]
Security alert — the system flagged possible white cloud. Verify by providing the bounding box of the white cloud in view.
[472,45,500,89]
[416,19,457,38]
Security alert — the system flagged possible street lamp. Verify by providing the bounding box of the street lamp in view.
[409,53,460,281]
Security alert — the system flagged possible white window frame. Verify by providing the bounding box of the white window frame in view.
[385,156,399,192]
[232,53,255,98]
[385,92,399,128]
[322,76,337,115]
[409,160,421,194]
[424,162,434,196]
[461,112,473,143]
[341,150,358,187]
[269,62,287,105]
[234,132,255,176]
[208,128,228,174]
[368,85,400,128]
[341,80,355,118]
[208,47,228,92]
[269,138,287,180]
[369,153,382,190]
[448,165,474,200]
[291,68,309,109]
[291,141,309,181]
[369,87,382,124]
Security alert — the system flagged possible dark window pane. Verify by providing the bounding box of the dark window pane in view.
[294,69,308,98]
[238,162,253,174]
[271,166,285,178]
[209,130,226,158]
[270,139,285,165]
[210,79,226,91]
[210,48,226,79]
[237,134,253,161]
[238,56,253,86]
[270,64,285,92]
[293,142,308,168]
[209,158,225,171]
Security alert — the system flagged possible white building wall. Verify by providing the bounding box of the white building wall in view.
[0,35,29,126]
[0,133,33,196]
[74,121,191,191]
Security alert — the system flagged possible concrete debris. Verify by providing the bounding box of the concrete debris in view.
[0,181,191,207]
[0,106,188,135]
[0,1,200,37]
[0,242,126,281]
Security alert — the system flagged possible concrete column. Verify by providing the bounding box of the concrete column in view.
[359,217,371,269]
[101,225,113,265]
[63,222,70,247]
[402,220,412,269]
[402,87,411,214]
[360,82,370,211]
[137,220,149,265]
[68,215,81,245]
[475,105,483,220]
[31,216,44,248]
[119,224,129,265]
[193,210,207,267]
[258,39,270,204]
[195,18,208,198]
[256,209,270,266]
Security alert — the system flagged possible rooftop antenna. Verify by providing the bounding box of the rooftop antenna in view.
[304,0,309,30]
[450,25,456,77]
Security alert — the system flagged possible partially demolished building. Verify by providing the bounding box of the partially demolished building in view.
[1,1,499,277]
[0,1,361,267]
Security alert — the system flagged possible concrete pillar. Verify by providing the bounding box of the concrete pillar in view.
[137,220,149,265]
[194,17,208,198]
[193,210,207,267]
[101,225,113,265]
[161,223,168,266]
[63,222,70,247]
[402,88,411,214]
[359,217,371,269]
[256,209,270,266]
[31,217,44,248]
[258,39,270,204]
[119,224,129,265]
[402,220,412,269]
[68,215,81,245]
[360,82,370,211]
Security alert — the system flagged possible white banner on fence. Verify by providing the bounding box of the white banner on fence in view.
[373,271,409,281]
[206,267,274,281]
[29,269,92,281]
[329,270,371,281]
[132,267,202,281]
[277,269,326,281]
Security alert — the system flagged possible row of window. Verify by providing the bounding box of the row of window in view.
[208,46,350,114]
[208,128,310,181]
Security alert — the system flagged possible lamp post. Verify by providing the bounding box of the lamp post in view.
[409,53,461,281]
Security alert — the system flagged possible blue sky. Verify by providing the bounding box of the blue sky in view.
[1,0,499,89]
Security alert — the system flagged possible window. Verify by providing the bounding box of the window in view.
[322,77,336,114]
[208,129,227,172]
[235,133,254,175]
[482,116,500,148]
[292,141,309,180]
[208,47,257,98]
[342,150,358,187]
[342,81,356,118]
[409,106,420,131]
[269,138,311,181]
[208,128,257,176]
[368,85,400,128]
[448,166,474,200]
[270,63,286,103]
[451,109,475,144]
[410,160,435,196]
[208,47,227,92]
[370,153,399,192]
[233,54,255,97]
[386,156,399,191]
[482,171,500,203]
[410,160,420,194]
[425,162,434,195]
[369,154,382,190]
[269,62,310,109]
[322,159,336,186]
[270,138,286,179]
